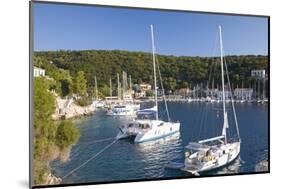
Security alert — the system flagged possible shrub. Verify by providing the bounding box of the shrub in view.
[56,121,80,150]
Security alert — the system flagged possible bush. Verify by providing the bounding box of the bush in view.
[56,121,80,150]
[75,96,92,106]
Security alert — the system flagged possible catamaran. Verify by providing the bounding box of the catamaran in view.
[167,25,241,175]
[116,24,180,143]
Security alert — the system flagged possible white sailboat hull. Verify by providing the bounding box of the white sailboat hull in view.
[116,120,180,143]
[116,25,181,144]
[107,104,140,116]
[107,111,137,116]
[135,122,180,143]
[167,26,242,176]
[182,142,240,174]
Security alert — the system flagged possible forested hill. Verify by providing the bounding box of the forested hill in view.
[34,50,268,92]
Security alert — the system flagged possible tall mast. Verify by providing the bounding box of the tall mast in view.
[242,80,244,100]
[129,75,132,90]
[200,82,203,97]
[117,73,120,101]
[217,83,219,100]
[193,86,195,99]
[196,84,199,98]
[151,24,158,120]
[253,80,256,99]
[95,76,98,100]
[212,79,214,98]
[122,71,127,100]
[219,25,228,144]
[122,72,125,98]
[109,78,112,98]
[263,76,265,100]
[257,79,260,100]
[189,83,191,98]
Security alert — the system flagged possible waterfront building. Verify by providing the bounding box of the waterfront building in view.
[234,88,253,100]
[217,90,232,100]
[251,69,266,79]
[205,89,219,98]
[139,83,152,91]
[174,88,192,97]
[133,83,152,98]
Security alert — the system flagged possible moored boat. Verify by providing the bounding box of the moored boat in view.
[116,24,181,143]
[167,25,241,175]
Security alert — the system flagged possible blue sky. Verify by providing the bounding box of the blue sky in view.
[33,2,268,56]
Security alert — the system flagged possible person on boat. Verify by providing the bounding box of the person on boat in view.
[185,151,190,158]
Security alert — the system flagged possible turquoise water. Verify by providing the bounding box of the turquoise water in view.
[51,102,268,184]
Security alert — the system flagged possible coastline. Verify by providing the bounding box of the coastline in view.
[52,96,95,120]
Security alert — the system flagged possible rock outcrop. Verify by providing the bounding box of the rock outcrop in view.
[46,173,62,185]
[52,96,94,120]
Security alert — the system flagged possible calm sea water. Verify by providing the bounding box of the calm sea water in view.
[51,102,268,184]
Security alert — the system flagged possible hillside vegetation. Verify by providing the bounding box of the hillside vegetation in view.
[34,49,268,97]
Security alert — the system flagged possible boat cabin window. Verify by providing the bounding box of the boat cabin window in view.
[137,112,156,120]
[158,122,164,127]
[138,124,150,129]
[128,123,134,128]
[115,106,126,108]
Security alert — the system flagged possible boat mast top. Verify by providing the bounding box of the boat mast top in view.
[219,25,228,144]
[150,24,158,120]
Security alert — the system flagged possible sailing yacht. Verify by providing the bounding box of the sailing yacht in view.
[108,104,140,116]
[107,73,140,116]
[168,25,241,175]
[116,24,180,143]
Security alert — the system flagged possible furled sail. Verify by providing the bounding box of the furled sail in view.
[222,112,229,136]
[137,106,157,115]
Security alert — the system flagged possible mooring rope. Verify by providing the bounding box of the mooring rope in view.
[62,139,117,180]
[69,137,116,159]
[79,137,116,145]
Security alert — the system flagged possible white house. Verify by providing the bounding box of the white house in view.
[34,67,45,77]
[251,69,266,79]
[139,83,152,91]
[134,83,152,98]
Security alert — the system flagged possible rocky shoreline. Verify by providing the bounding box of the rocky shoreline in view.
[43,96,91,185]
[52,96,94,120]
[46,173,62,185]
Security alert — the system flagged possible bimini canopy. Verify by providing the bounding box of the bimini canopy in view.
[198,135,225,144]
[185,142,210,151]
[137,106,157,115]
